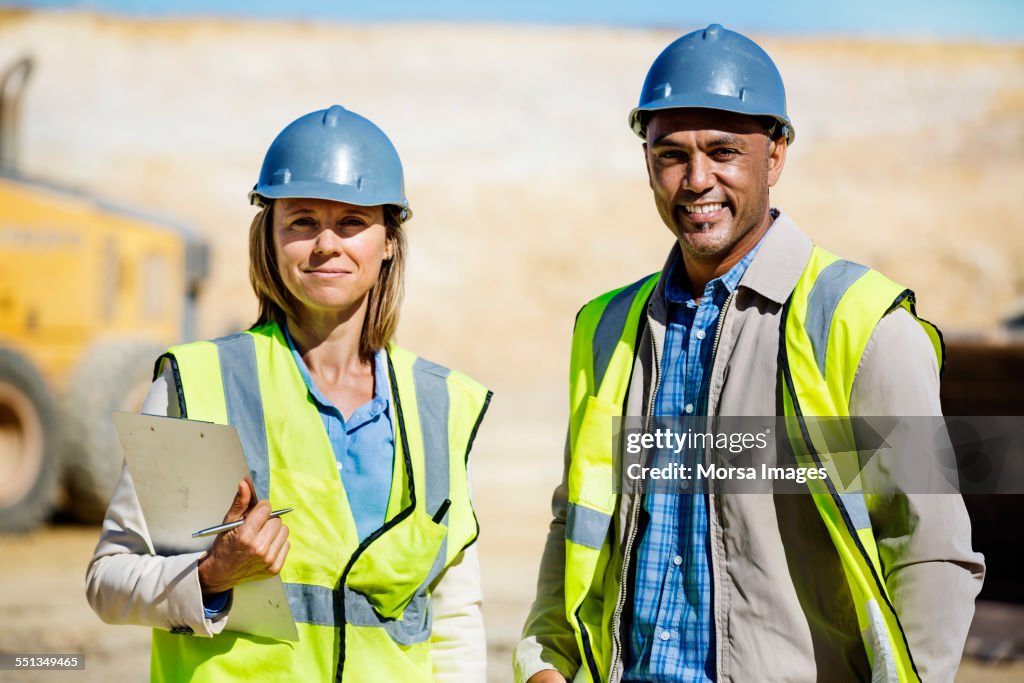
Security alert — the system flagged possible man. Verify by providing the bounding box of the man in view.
[515,24,983,683]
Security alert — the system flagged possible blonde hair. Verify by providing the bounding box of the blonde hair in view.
[248,201,406,357]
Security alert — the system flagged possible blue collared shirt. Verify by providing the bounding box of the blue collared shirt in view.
[284,326,395,543]
[204,329,395,618]
[624,240,762,682]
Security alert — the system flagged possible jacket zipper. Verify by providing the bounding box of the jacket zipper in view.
[608,291,735,682]
[608,311,662,682]
[707,291,734,395]
[703,290,733,682]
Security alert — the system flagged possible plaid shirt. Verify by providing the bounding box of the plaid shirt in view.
[624,242,761,682]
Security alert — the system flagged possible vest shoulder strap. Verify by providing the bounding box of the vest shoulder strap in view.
[785,246,943,415]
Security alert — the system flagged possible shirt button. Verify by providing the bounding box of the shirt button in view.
[685,403,694,414]
[660,630,671,641]
[695,329,706,340]
[673,555,683,566]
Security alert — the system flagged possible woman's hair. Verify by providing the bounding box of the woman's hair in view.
[248,201,406,358]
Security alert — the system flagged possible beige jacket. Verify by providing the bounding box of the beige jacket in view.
[516,211,984,683]
[85,364,487,682]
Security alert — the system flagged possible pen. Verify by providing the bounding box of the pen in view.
[431,499,451,524]
[191,508,294,538]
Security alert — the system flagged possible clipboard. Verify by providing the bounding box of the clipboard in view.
[113,411,299,641]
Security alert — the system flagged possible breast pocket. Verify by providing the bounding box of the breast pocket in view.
[570,395,620,513]
[344,506,447,621]
[269,467,350,588]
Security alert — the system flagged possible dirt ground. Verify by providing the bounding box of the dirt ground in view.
[1,10,1023,682]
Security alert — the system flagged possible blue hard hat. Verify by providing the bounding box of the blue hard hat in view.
[250,105,412,221]
[629,24,795,144]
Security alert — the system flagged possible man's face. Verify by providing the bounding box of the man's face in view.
[644,109,786,262]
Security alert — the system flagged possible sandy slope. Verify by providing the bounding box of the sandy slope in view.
[1,11,1022,681]
[2,11,1021,387]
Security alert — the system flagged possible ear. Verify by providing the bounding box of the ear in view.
[642,142,654,190]
[767,136,787,187]
[384,239,394,261]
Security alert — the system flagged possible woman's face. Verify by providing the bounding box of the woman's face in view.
[272,197,391,320]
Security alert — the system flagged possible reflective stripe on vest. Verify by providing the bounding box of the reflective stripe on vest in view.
[150,322,491,683]
[563,248,941,682]
[780,247,942,683]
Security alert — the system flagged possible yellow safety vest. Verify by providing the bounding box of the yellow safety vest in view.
[148,322,491,682]
[563,246,943,682]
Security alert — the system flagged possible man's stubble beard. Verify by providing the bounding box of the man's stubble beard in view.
[682,221,727,259]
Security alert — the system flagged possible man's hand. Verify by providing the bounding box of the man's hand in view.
[197,477,290,596]
[527,671,568,683]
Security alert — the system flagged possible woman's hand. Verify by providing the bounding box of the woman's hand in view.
[527,671,568,683]
[197,478,291,596]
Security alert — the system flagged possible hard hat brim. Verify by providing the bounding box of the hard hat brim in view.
[629,94,795,145]
[249,181,412,222]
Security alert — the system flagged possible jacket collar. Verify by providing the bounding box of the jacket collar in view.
[647,208,812,322]
[738,209,812,305]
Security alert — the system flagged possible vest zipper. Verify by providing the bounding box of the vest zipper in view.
[608,311,662,682]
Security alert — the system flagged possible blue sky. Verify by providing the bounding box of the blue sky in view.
[8,0,1024,40]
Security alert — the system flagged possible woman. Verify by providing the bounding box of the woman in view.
[86,106,492,682]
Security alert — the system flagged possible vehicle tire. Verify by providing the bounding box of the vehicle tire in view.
[0,346,60,532]
[62,340,163,522]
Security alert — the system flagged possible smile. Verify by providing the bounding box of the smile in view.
[680,202,724,216]
[305,269,351,278]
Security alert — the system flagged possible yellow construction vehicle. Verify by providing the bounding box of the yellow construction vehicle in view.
[0,56,207,530]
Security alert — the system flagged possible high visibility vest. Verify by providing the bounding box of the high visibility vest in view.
[148,322,491,682]
[563,246,943,683]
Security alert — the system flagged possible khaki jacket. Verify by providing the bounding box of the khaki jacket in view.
[516,211,984,683]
